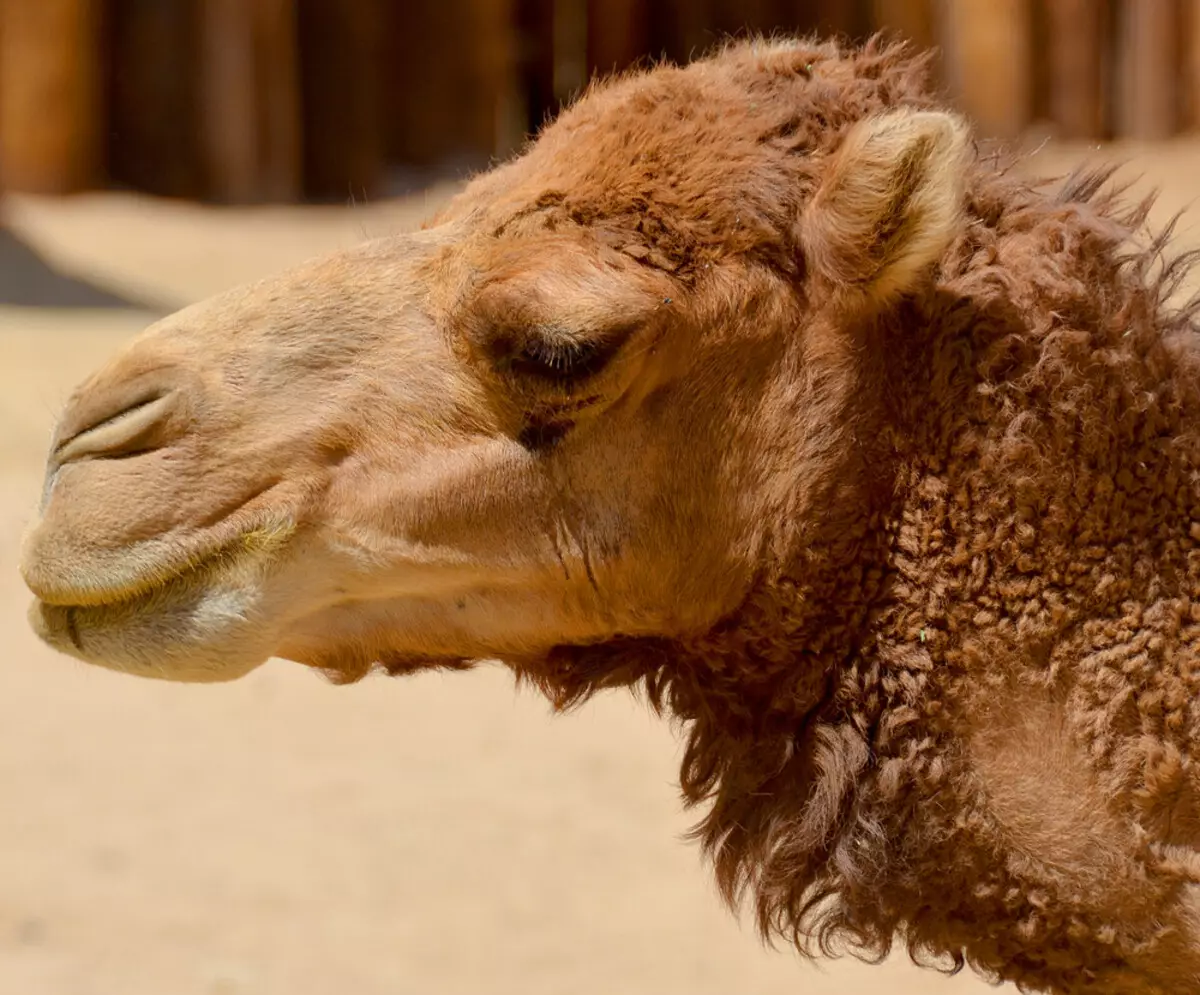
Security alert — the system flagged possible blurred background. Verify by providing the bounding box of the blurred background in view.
[1,0,1199,205]
[1,4,1197,995]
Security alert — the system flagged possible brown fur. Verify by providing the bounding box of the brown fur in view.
[20,36,1200,993]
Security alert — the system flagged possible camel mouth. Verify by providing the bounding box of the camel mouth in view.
[30,520,297,613]
[25,518,298,679]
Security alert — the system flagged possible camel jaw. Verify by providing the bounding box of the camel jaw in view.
[23,520,296,683]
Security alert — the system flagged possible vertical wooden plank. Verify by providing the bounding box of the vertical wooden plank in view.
[712,0,778,39]
[1114,0,1178,139]
[0,0,103,194]
[382,0,455,168]
[106,0,203,199]
[814,0,870,39]
[756,0,804,36]
[254,0,302,201]
[717,1,825,45]
[777,0,818,37]
[1044,0,1108,138]
[661,0,717,61]
[587,0,649,77]
[515,0,555,132]
[553,0,589,103]
[871,0,935,48]
[296,0,385,201]
[464,0,523,158]
[199,0,259,202]
[383,0,521,172]
[938,0,1032,139]
[198,0,301,203]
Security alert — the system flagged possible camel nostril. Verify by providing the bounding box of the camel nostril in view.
[53,391,180,468]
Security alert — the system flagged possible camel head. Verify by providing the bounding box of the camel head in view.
[21,39,968,684]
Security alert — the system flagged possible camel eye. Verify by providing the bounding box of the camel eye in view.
[511,336,611,381]
[493,323,636,384]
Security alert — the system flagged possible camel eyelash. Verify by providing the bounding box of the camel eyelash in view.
[511,336,611,381]
[493,322,637,383]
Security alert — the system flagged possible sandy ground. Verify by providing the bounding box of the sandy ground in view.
[1,139,1198,995]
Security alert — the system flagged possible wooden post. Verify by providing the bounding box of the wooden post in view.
[0,0,103,193]
[199,0,259,202]
[465,0,523,158]
[1115,0,1177,139]
[710,0,780,38]
[587,0,648,79]
[1044,0,1108,139]
[254,0,302,201]
[382,0,454,169]
[383,0,519,171]
[661,0,716,60]
[296,0,385,202]
[871,0,935,49]
[937,0,1032,139]
[814,0,869,39]
[106,0,203,200]
[553,0,588,103]
[198,0,301,203]
[515,0,556,134]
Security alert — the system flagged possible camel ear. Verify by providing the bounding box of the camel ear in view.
[801,109,969,304]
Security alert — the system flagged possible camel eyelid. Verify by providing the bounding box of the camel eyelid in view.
[505,320,641,382]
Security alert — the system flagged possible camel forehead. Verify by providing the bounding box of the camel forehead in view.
[443,38,937,273]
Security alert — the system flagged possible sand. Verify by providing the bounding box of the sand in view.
[2,138,1196,995]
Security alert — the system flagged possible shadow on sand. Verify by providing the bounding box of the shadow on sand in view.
[0,227,153,310]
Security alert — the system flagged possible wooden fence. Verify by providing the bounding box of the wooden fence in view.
[1,0,1198,204]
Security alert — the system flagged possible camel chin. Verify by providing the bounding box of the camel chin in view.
[25,535,284,683]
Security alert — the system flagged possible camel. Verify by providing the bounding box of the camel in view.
[19,36,1200,993]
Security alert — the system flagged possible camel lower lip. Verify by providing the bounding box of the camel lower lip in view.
[28,519,297,611]
[33,539,238,611]
[28,519,296,669]
[28,546,235,655]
